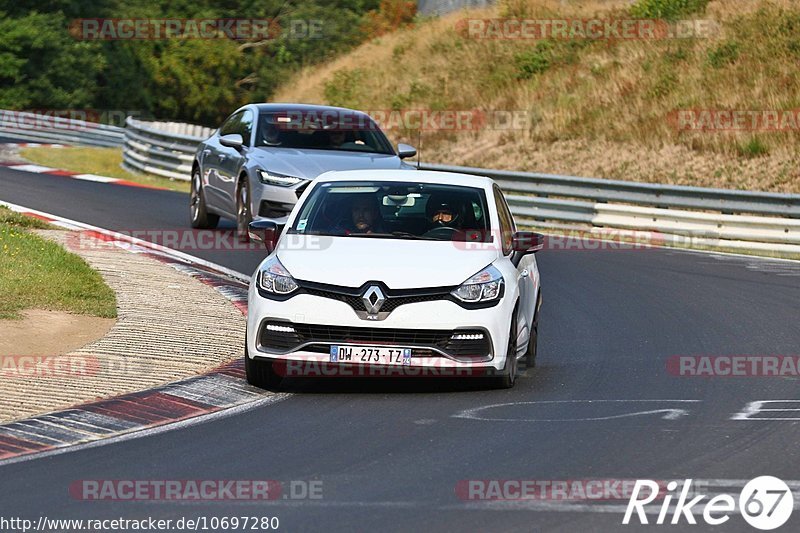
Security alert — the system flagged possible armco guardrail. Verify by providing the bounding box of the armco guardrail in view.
[115,120,800,255]
[0,110,125,147]
[122,117,213,181]
[420,163,800,255]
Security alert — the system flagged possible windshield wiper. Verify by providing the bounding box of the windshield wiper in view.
[390,231,437,240]
[345,232,437,240]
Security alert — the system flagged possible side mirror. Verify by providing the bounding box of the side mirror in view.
[512,231,545,254]
[248,219,283,251]
[397,143,417,159]
[219,133,244,149]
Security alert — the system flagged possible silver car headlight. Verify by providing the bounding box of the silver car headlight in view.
[451,265,504,303]
[258,169,303,187]
[258,256,298,295]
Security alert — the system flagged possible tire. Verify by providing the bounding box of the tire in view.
[526,324,538,370]
[526,291,542,369]
[491,312,518,389]
[236,176,252,242]
[190,168,219,229]
[245,344,282,390]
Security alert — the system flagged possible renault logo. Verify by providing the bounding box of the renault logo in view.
[362,285,385,315]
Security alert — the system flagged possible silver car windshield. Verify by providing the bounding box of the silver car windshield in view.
[255,112,394,155]
[288,181,492,242]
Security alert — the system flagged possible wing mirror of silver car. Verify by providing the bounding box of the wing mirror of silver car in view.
[397,143,417,159]
[220,133,244,149]
[248,219,284,251]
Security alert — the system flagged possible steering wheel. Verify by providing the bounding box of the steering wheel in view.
[422,226,459,239]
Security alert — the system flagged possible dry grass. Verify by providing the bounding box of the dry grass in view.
[19,146,190,193]
[274,0,800,192]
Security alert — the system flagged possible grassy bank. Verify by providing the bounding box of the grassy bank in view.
[0,206,117,320]
[274,0,800,193]
[19,146,190,193]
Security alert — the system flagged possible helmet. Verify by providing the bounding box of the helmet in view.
[426,194,463,227]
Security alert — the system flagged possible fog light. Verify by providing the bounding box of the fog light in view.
[451,333,484,340]
[266,324,295,333]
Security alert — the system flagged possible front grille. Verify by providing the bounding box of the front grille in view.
[299,281,451,316]
[259,321,491,359]
[303,288,445,313]
[258,200,294,218]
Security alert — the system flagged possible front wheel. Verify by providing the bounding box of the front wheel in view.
[236,177,252,242]
[526,324,538,369]
[491,315,518,389]
[527,291,542,369]
[245,345,282,390]
[190,169,219,229]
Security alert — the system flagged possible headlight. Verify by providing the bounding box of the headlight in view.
[451,265,504,303]
[258,169,303,187]
[258,256,298,295]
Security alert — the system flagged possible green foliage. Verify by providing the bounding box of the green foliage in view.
[514,42,554,79]
[0,12,106,109]
[0,209,117,320]
[323,69,365,108]
[707,41,740,68]
[629,0,710,20]
[0,0,393,125]
[737,137,769,158]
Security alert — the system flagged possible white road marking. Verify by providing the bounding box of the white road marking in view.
[454,400,701,422]
[731,400,800,420]
[8,164,57,173]
[72,173,119,183]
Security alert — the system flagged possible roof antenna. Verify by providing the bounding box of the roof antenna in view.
[416,128,421,170]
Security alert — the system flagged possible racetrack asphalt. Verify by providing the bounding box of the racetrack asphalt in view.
[2,163,800,531]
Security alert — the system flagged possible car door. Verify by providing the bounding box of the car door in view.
[494,185,537,340]
[202,111,243,214]
[216,109,254,215]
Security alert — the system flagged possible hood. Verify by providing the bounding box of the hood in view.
[250,147,408,179]
[276,236,500,289]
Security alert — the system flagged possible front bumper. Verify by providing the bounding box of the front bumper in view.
[253,179,308,218]
[246,285,516,373]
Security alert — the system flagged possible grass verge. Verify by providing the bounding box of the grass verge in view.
[0,206,117,320]
[19,146,190,193]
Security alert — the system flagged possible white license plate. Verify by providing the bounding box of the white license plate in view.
[330,345,412,365]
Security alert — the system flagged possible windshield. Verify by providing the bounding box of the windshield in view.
[289,181,491,241]
[254,111,395,154]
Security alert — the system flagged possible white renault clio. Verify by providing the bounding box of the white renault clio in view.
[245,169,543,389]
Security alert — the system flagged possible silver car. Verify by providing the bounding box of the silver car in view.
[190,104,417,237]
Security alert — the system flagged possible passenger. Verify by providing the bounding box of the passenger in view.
[342,195,385,234]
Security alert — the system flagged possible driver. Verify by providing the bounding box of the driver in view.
[426,195,462,229]
[328,130,347,148]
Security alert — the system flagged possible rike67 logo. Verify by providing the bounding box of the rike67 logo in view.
[623,477,793,530]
